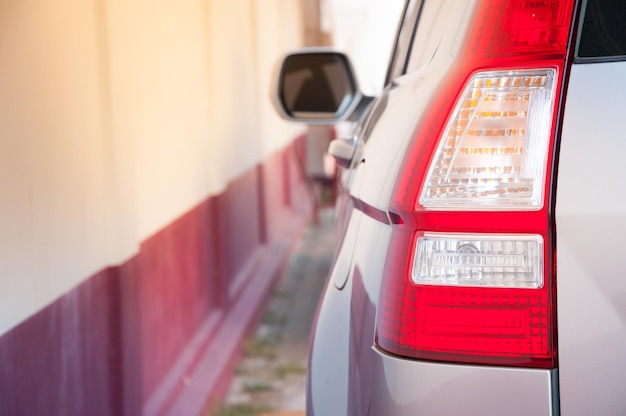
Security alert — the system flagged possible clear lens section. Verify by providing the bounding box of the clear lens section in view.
[413,233,543,288]
[420,69,556,210]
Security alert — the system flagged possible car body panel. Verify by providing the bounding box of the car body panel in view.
[308,211,390,415]
[349,0,474,212]
[556,61,626,415]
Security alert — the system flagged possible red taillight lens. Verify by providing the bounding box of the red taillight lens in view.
[377,228,553,368]
[375,0,576,368]
[478,0,573,57]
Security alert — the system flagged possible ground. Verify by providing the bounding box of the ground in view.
[212,208,336,416]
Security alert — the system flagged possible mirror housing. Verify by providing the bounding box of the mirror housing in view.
[272,48,364,124]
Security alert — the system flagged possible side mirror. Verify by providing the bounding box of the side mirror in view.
[272,49,362,124]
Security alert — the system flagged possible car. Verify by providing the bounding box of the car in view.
[272,0,626,414]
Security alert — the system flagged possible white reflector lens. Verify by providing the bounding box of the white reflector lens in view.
[413,233,543,288]
[420,69,556,210]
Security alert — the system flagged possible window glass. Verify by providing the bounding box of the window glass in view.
[386,0,422,82]
[406,0,457,73]
[578,0,626,59]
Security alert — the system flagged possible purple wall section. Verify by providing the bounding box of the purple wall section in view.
[0,139,313,416]
[0,267,123,416]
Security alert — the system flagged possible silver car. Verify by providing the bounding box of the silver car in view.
[273,0,626,414]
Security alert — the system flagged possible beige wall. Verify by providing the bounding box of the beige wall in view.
[0,0,305,337]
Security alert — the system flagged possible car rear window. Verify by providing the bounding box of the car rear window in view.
[406,0,457,73]
[577,0,626,60]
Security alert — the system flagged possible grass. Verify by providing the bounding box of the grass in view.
[261,309,288,327]
[211,403,273,416]
[275,362,306,379]
[242,337,277,360]
[243,382,274,393]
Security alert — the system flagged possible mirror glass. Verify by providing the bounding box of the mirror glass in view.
[280,53,356,119]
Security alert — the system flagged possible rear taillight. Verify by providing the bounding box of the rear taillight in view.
[376,0,577,368]
[420,69,556,210]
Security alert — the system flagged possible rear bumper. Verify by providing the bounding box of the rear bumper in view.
[368,347,557,415]
[308,339,557,415]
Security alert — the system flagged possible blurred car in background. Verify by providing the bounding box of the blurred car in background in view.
[273,0,626,414]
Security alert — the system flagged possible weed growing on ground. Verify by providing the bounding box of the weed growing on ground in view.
[261,309,287,327]
[211,403,272,416]
[243,382,274,393]
[242,336,277,360]
[275,362,306,379]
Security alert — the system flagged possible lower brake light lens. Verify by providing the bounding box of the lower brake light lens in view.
[376,229,554,368]
[413,233,543,288]
[420,69,557,210]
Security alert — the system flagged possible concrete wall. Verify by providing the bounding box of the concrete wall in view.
[0,0,311,414]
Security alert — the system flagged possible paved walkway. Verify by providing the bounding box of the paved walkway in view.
[214,208,336,416]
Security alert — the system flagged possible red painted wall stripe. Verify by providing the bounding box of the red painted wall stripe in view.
[0,138,313,416]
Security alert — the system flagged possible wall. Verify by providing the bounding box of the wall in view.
[328,0,404,93]
[0,0,311,414]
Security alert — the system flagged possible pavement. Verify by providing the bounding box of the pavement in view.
[213,207,337,416]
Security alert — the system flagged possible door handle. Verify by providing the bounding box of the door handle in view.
[328,136,358,169]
